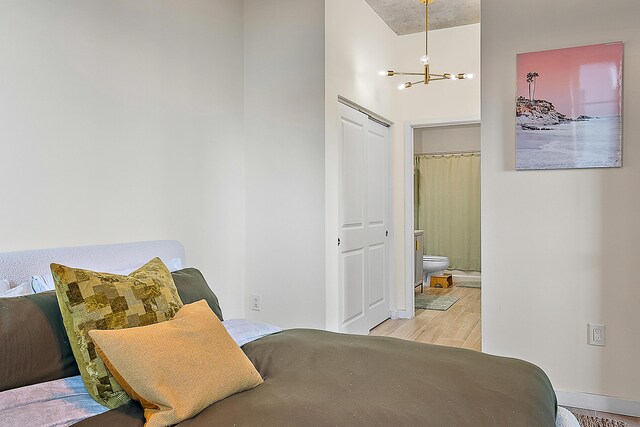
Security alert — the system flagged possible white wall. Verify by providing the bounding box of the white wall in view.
[482,0,640,402]
[244,0,326,328]
[0,0,247,318]
[325,1,481,322]
[0,0,482,332]
[394,25,481,124]
[414,123,481,154]
[325,0,399,330]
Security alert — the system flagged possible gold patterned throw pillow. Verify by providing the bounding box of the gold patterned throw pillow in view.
[51,257,183,408]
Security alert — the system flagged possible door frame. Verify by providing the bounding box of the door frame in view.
[336,97,395,332]
[402,115,481,319]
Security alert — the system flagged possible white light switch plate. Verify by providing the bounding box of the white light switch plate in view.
[251,294,261,312]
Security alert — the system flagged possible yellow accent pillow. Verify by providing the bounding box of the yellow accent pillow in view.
[88,300,264,427]
[51,258,183,408]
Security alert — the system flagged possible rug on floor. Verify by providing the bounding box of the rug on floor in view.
[456,281,481,288]
[415,294,459,311]
[575,413,626,427]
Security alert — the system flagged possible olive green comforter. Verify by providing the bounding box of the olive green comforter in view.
[74,329,557,427]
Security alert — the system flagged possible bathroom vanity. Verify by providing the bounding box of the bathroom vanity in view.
[414,230,424,292]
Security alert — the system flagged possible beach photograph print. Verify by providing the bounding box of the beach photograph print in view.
[516,42,623,170]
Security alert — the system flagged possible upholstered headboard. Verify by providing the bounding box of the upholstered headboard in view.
[0,240,185,286]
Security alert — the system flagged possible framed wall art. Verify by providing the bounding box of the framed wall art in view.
[516,42,623,170]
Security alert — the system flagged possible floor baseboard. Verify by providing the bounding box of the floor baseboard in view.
[556,389,640,417]
[390,309,413,320]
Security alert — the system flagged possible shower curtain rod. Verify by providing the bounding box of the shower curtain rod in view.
[415,151,480,156]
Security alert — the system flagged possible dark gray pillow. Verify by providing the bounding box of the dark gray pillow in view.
[171,268,223,321]
[0,268,222,392]
[0,291,78,392]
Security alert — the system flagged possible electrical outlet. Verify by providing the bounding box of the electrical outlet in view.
[251,294,261,312]
[588,323,605,346]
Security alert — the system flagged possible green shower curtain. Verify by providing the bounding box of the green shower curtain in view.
[414,153,481,271]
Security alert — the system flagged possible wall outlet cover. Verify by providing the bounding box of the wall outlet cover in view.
[588,323,605,346]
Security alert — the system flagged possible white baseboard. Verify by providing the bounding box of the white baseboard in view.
[390,309,413,320]
[556,389,640,417]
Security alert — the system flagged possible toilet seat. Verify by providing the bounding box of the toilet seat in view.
[423,255,448,261]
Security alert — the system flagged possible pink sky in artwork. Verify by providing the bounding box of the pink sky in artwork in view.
[517,42,623,117]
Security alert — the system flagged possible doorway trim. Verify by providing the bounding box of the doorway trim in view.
[402,115,481,319]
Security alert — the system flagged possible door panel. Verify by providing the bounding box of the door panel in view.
[342,249,364,324]
[340,119,365,227]
[338,103,390,335]
[366,127,386,225]
[368,244,385,308]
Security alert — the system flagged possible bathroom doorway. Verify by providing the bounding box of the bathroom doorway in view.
[414,124,481,281]
[413,122,481,349]
[371,119,481,352]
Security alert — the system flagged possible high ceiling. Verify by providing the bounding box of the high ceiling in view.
[364,0,480,35]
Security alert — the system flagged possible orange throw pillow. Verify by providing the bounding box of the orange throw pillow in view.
[89,300,263,427]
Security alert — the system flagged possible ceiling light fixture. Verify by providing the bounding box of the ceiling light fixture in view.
[381,0,473,90]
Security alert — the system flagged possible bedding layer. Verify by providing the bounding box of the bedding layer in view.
[0,319,280,426]
[0,376,107,427]
[74,329,557,426]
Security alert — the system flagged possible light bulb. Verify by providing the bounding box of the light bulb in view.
[420,55,430,66]
[379,70,388,76]
[450,74,458,80]
[455,73,474,80]
[398,83,406,90]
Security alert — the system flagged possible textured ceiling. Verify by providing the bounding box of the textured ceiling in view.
[364,0,480,35]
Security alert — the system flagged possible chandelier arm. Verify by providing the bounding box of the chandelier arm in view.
[391,72,425,76]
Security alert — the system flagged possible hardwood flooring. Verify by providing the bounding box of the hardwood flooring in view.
[370,285,640,426]
[370,285,481,351]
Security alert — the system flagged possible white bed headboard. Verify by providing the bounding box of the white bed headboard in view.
[0,240,185,286]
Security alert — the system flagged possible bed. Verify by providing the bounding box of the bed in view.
[0,241,579,426]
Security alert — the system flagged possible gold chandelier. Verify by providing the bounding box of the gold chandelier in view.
[381,0,473,90]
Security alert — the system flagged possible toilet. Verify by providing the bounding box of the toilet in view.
[423,255,450,287]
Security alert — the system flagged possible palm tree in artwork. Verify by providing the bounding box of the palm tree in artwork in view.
[526,72,540,102]
[531,72,539,102]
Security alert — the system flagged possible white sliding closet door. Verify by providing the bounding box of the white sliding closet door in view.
[338,103,390,335]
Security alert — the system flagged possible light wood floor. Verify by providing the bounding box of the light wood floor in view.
[370,285,481,351]
[370,285,640,425]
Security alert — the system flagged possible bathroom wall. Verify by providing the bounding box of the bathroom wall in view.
[482,0,640,405]
[414,123,481,154]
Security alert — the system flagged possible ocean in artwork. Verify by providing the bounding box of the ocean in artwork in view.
[516,116,622,170]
